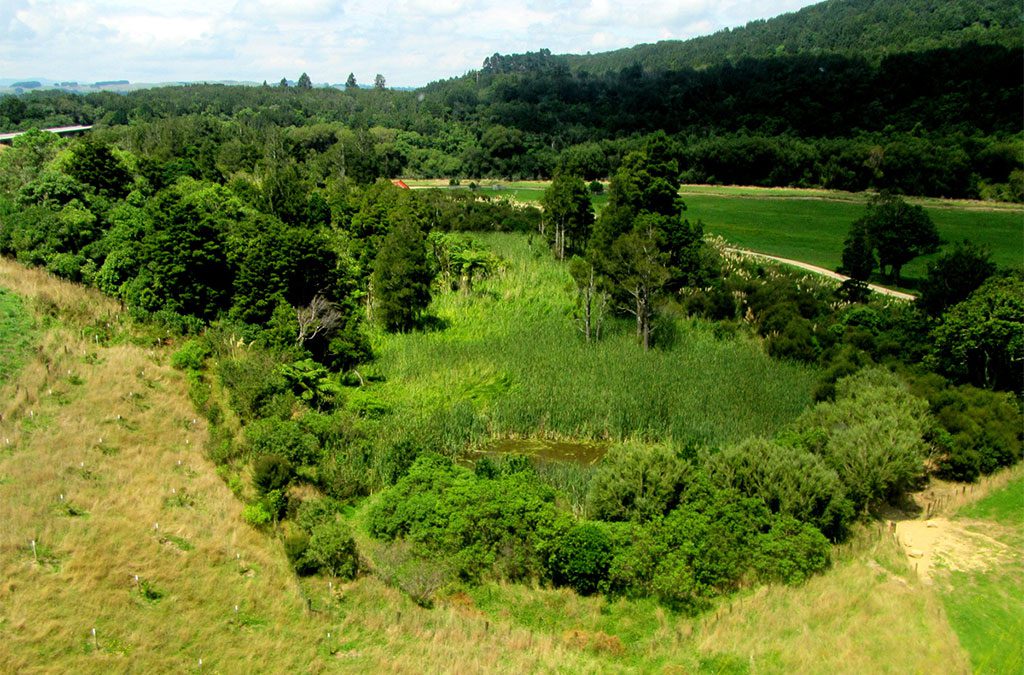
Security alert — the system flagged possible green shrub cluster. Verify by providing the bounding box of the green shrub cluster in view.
[366,451,831,612]
[368,454,558,581]
[283,498,359,579]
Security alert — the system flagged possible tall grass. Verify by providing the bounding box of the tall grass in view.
[369,233,820,452]
[0,286,32,385]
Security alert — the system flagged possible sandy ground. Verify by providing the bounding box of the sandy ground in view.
[893,517,1013,583]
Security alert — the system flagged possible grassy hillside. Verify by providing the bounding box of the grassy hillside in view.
[0,286,31,385]
[0,256,1005,673]
[941,475,1024,673]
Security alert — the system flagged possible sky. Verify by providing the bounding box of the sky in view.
[1,0,817,87]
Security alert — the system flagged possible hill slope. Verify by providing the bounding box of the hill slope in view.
[563,0,1022,73]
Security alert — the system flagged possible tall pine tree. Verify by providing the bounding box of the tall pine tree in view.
[371,220,433,332]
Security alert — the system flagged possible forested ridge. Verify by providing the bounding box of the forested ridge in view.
[562,0,1021,72]
[0,0,1020,623]
[1,0,1021,200]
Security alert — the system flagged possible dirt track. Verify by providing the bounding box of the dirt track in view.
[725,248,917,300]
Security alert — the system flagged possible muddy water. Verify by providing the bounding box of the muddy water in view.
[471,438,607,466]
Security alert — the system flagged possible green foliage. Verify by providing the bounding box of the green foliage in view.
[170,338,211,371]
[929,272,1024,392]
[304,519,359,579]
[546,522,613,596]
[65,139,132,199]
[839,219,875,281]
[855,192,941,284]
[709,437,854,540]
[794,367,931,511]
[245,417,320,466]
[371,220,434,332]
[908,374,1022,481]
[252,454,294,495]
[242,501,273,528]
[919,240,997,316]
[367,454,558,581]
[586,444,689,522]
[218,352,293,423]
[278,358,341,409]
[541,172,594,260]
[752,515,831,584]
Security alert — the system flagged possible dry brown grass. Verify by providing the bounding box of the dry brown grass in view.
[0,263,331,672]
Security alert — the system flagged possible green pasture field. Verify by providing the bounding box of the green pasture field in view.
[405,180,1024,284]
[941,476,1024,674]
[678,187,1024,282]
[367,233,820,449]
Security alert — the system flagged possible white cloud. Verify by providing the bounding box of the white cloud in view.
[0,0,820,87]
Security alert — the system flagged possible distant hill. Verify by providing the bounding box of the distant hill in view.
[562,0,1021,73]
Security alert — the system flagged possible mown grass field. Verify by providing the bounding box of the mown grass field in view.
[678,187,1024,282]
[406,180,1024,285]
[941,476,1024,674]
[367,233,820,449]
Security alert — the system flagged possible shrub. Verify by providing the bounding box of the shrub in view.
[218,353,293,422]
[245,417,320,465]
[171,338,211,371]
[282,530,314,575]
[252,454,294,495]
[708,437,854,540]
[547,522,613,595]
[908,374,1023,481]
[367,454,557,581]
[586,443,690,522]
[295,497,345,532]
[305,520,359,579]
[753,515,831,584]
[242,501,273,528]
[794,367,930,511]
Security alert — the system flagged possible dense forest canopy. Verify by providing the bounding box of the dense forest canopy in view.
[1,0,1021,200]
[562,0,1022,72]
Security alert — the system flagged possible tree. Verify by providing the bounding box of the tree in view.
[371,220,433,332]
[345,73,358,90]
[839,218,875,282]
[541,172,593,260]
[279,77,289,88]
[855,192,940,284]
[297,72,312,89]
[374,74,386,90]
[919,240,996,316]
[64,139,132,199]
[929,272,1024,392]
[568,256,608,342]
[589,140,704,350]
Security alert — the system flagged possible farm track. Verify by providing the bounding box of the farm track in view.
[725,247,917,300]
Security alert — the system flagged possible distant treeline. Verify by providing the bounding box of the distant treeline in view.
[0,8,1021,202]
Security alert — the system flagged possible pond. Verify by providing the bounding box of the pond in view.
[467,438,607,467]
